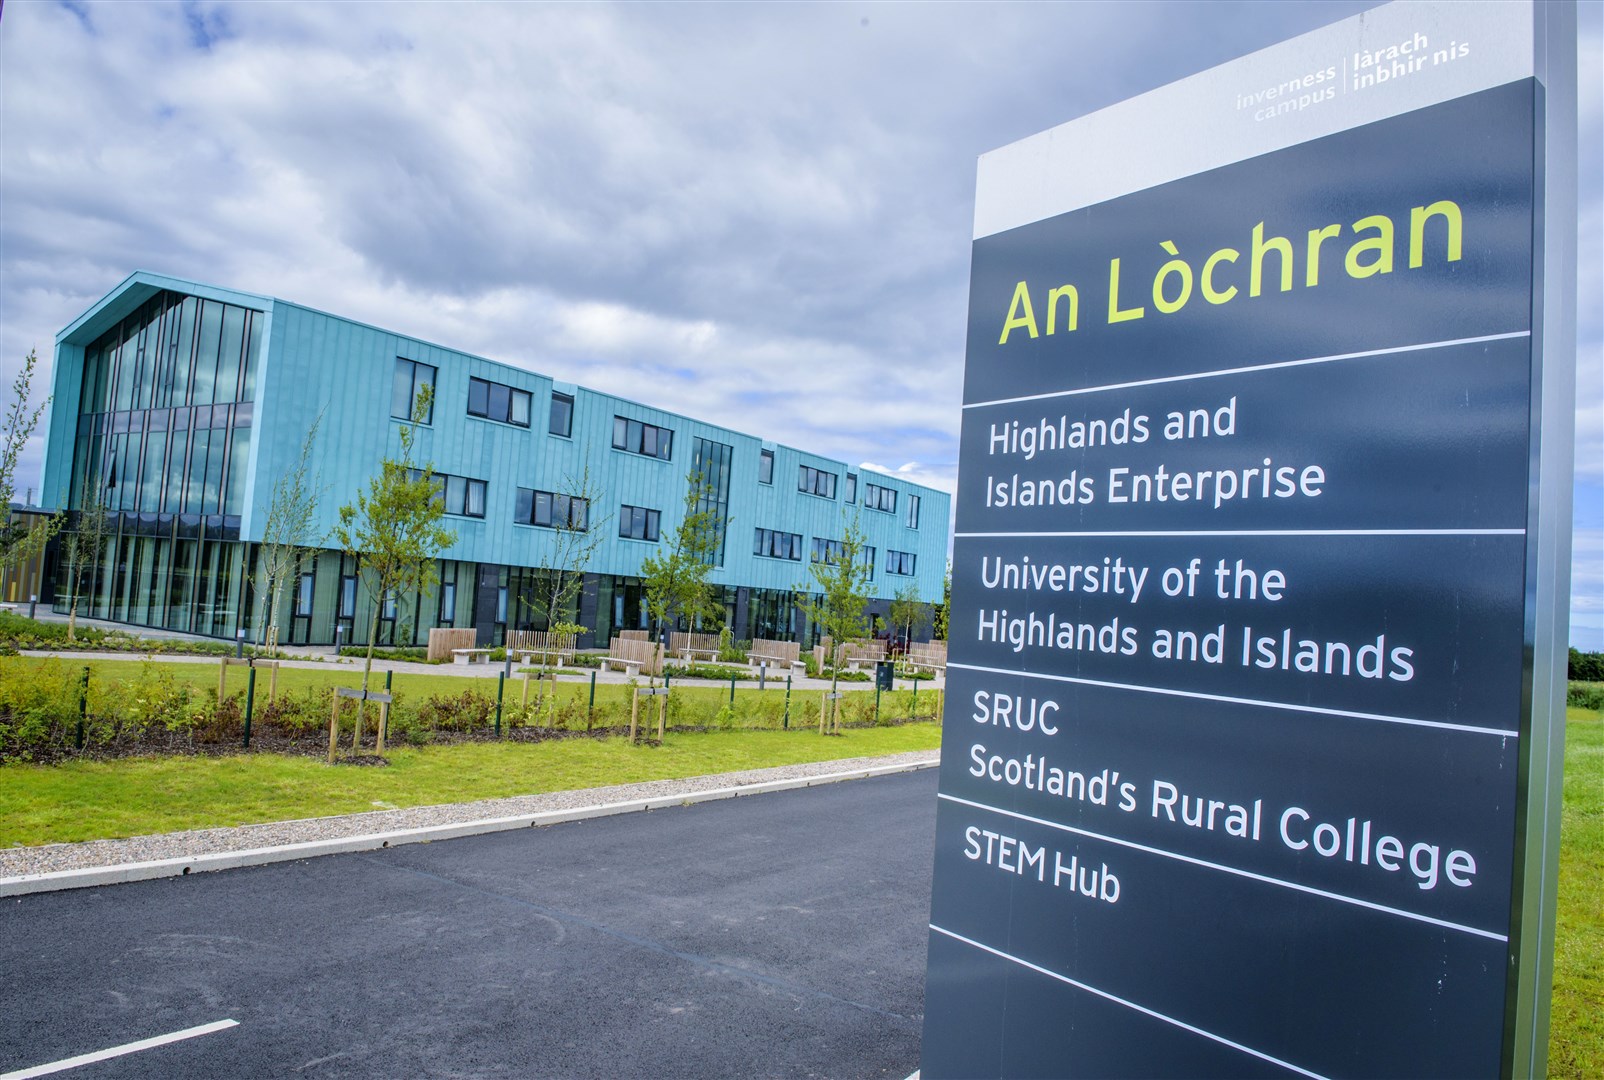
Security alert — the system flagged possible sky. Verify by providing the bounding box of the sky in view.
[0,0,1599,647]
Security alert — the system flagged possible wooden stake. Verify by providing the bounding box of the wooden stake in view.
[819,693,827,735]
[657,694,666,741]
[630,689,640,742]
[269,662,279,703]
[218,658,227,702]
[327,695,340,763]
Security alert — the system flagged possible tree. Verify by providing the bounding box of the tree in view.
[521,464,609,641]
[933,561,951,641]
[798,515,871,734]
[640,470,725,687]
[888,580,928,654]
[61,461,111,641]
[332,386,456,757]
[257,412,324,652]
[1,349,63,581]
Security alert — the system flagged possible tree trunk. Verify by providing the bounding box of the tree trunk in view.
[68,597,77,642]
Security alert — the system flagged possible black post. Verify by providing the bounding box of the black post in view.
[730,674,737,707]
[588,670,597,731]
[784,675,791,730]
[495,671,505,736]
[76,666,89,750]
[243,665,257,748]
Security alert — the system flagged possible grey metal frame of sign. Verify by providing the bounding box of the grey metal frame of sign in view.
[1507,3,1577,1076]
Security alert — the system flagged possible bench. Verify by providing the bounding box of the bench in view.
[598,656,642,677]
[749,653,807,676]
[508,630,577,668]
[903,643,947,676]
[452,648,492,666]
[670,632,722,663]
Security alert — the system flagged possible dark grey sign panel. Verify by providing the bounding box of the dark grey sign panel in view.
[923,3,1575,1077]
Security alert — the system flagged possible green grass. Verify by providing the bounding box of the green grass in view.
[1550,705,1603,1078]
[0,723,941,847]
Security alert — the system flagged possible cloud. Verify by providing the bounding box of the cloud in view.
[1,0,1597,641]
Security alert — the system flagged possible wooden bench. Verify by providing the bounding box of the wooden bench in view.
[598,656,642,677]
[602,634,661,678]
[452,648,492,666]
[670,632,722,663]
[840,640,887,672]
[508,630,577,668]
[747,638,805,675]
[903,642,947,675]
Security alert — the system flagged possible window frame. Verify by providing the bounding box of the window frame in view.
[549,391,574,438]
[466,375,532,428]
[391,358,436,424]
[758,449,774,485]
[798,464,837,500]
[518,486,590,531]
[619,504,661,542]
[611,415,674,460]
[864,482,896,514]
[906,494,921,530]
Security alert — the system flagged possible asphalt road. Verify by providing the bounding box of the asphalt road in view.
[0,770,938,1079]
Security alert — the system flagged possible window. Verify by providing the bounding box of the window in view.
[612,415,674,460]
[861,546,876,580]
[391,358,436,423]
[864,482,896,513]
[754,527,802,561]
[619,504,661,542]
[295,572,314,617]
[467,376,532,427]
[382,592,397,621]
[758,448,774,485]
[887,550,917,576]
[518,487,589,530]
[550,392,574,438]
[845,473,857,503]
[798,464,837,499]
[811,537,846,564]
[906,494,921,530]
[440,474,487,518]
[496,586,508,624]
[440,581,456,623]
[340,574,357,617]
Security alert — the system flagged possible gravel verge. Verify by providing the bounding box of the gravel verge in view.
[0,749,939,880]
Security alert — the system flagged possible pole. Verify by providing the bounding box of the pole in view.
[269,661,279,703]
[784,675,791,729]
[630,689,640,742]
[243,665,256,748]
[76,666,89,751]
[730,674,737,707]
[380,669,393,753]
[495,671,505,737]
[875,682,882,725]
[327,693,340,763]
[588,670,597,731]
[911,674,919,720]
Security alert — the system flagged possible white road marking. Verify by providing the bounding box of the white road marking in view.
[0,1019,239,1078]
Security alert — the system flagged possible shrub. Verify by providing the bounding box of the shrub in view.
[1569,682,1604,711]
[413,689,496,733]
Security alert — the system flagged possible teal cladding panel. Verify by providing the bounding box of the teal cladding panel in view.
[47,275,951,605]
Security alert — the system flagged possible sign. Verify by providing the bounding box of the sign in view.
[922,3,1576,1077]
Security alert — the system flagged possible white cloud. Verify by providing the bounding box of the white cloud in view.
[1,0,1598,641]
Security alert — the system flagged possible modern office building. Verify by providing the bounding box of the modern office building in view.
[38,271,950,648]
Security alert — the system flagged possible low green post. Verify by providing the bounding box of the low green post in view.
[875,683,882,725]
[911,675,919,719]
[76,666,89,750]
[588,670,597,731]
[243,665,257,748]
[730,674,737,707]
[784,675,792,730]
[495,671,505,737]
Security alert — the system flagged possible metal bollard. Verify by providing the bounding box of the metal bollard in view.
[243,665,257,748]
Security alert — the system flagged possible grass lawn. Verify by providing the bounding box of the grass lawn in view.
[0,722,942,847]
[1550,705,1603,1078]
